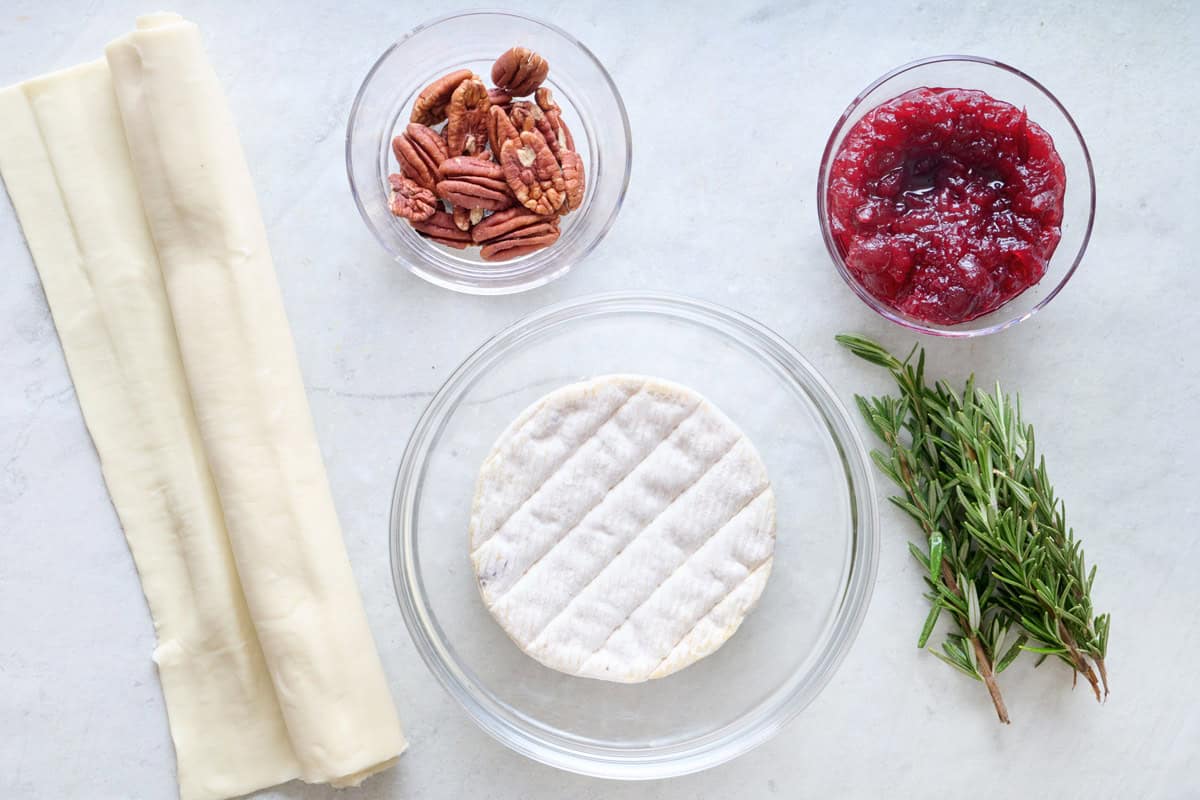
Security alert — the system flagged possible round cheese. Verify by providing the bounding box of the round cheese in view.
[469,375,777,683]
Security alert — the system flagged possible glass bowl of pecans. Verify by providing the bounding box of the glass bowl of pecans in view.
[347,11,632,295]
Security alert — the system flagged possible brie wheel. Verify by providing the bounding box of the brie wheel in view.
[469,375,777,683]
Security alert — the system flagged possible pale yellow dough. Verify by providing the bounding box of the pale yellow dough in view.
[0,13,405,800]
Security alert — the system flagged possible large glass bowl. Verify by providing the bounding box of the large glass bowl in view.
[817,55,1096,337]
[346,11,631,295]
[390,292,879,779]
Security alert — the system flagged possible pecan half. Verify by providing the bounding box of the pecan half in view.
[534,87,558,115]
[471,207,560,261]
[482,229,560,261]
[411,210,472,248]
[501,130,566,215]
[411,69,473,126]
[392,123,448,191]
[534,88,575,156]
[507,100,544,133]
[436,156,514,212]
[491,47,549,97]
[487,106,521,157]
[452,205,486,231]
[487,88,512,107]
[387,174,437,222]
[535,114,564,158]
[559,150,585,213]
[445,78,491,156]
[471,206,555,243]
[560,117,576,152]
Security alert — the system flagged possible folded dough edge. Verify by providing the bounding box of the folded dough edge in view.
[104,12,407,787]
[0,12,406,799]
[0,63,302,800]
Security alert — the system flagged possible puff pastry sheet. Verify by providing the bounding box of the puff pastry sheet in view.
[0,14,406,800]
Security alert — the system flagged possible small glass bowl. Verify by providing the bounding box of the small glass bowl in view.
[390,292,879,779]
[346,11,632,295]
[817,55,1096,337]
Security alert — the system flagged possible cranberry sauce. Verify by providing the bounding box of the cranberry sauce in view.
[827,87,1066,325]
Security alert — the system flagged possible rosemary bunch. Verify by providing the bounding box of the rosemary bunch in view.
[837,334,1110,722]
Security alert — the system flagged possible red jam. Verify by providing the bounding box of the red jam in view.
[827,87,1066,325]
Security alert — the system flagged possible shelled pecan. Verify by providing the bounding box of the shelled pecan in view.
[453,205,485,231]
[558,150,585,212]
[481,229,560,261]
[535,88,574,156]
[488,106,521,157]
[507,100,543,133]
[534,88,558,115]
[386,45,585,262]
[411,68,473,126]
[387,174,437,222]
[445,77,491,156]
[491,47,549,96]
[410,210,473,248]
[501,130,566,215]
[471,206,554,242]
[436,157,514,211]
[471,207,561,261]
[393,123,448,191]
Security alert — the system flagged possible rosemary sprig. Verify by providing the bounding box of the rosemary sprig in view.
[837,334,1110,721]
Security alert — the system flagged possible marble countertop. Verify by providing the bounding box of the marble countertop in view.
[2,1,1197,798]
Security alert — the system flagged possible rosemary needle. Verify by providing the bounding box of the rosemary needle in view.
[837,334,1110,722]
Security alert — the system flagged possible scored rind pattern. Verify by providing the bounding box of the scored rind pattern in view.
[470,375,778,683]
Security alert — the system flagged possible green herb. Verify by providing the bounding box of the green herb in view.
[837,334,1110,723]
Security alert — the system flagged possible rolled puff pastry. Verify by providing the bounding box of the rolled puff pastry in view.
[0,13,406,800]
[0,62,300,800]
[104,12,407,788]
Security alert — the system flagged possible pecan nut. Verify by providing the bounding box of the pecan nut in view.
[445,78,491,156]
[411,68,473,126]
[534,88,575,156]
[387,174,437,222]
[481,228,560,261]
[436,156,514,212]
[452,205,486,231]
[487,106,521,157]
[501,130,566,215]
[534,87,559,115]
[392,123,448,191]
[471,207,561,261]
[410,210,473,248]
[559,150,585,213]
[507,100,543,133]
[491,47,549,97]
[470,206,553,242]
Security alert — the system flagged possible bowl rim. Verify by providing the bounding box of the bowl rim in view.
[389,290,880,779]
[816,53,1097,338]
[345,9,633,296]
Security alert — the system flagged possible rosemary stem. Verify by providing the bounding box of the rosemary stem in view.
[941,560,1010,723]
[889,431,1012,722]
[1058,621,1102,702]
[837,334,1111,722]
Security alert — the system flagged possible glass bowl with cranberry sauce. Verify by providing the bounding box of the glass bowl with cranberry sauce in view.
[817,55,1095,337]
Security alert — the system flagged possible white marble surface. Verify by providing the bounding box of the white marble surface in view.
[2,1,1197,797]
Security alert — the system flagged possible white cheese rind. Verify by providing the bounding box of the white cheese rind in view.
[470,375,777,683]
